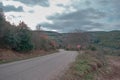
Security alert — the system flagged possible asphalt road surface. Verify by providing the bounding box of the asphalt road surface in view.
[0,49,78,80]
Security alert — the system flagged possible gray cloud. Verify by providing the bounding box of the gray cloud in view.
[0,2,24,12]
[41,0,120,32]
[14,0,49,7]
[41,8,106,32]
[90,23,103,27]
[1,0,120,32]
[42,8,106,31]
[115,25,120,29]
[28,10,34,13]
[85,1,91,6]
[98,0,110,5]
[111,0,120,18]
[48,8,106,21]
[97,0,120,19]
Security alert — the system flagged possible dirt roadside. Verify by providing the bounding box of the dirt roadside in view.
[96,56,120,80]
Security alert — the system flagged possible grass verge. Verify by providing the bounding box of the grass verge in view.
[58,50,105,80]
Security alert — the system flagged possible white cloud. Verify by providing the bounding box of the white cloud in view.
[1,0,120,32]
[49,0,70,6]
[41,26,59,32]
[2,0,24,8]
[1,0,75,30]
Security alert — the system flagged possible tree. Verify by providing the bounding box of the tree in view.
[18,21,30,30]
[63,30,91,50]
[5,21,33,52]
[4,29,19,49]
[0,9,12,48]
[0,8,5,38]
[0,9,56,52]
[36,24,41,31]
[16,28,33,52]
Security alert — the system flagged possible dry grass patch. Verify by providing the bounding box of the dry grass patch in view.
[0,49,58,64]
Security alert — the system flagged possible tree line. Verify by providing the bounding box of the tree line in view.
[0,9,57,52]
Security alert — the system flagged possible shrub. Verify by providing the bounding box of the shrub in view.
[88,45,97,51]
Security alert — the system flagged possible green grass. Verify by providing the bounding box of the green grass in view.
[84,73,94,80]
[73,53,95,80]
[75,60,91,75]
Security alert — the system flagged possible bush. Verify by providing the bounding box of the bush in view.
[88,45,97,51]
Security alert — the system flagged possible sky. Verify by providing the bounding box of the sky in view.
[0,0,120,32]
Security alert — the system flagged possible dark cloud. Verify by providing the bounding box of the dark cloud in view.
[41,0,120,32]
[0,2,24,12]
[97,0,120,19]
[115,25,120,28]
[90,23,103,27]
[101,0,120,8]
[42,8,106,32]
[14,0,49,7]
[99,0,110,5]
[48,8,106,20]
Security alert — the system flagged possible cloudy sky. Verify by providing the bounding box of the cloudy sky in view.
[0,0,120,32]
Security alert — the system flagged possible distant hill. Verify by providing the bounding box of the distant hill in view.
[32,30,120,50]
[32,31,64,47]
[90,31,120,49]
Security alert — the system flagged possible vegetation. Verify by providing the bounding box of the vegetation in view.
[45,30,120,56]
[1,7,120,80]
[0,9,57,53]
[88,31,120,56]
[91,31,120,49]
[4,22,33,52]
[0,9,58,64]
[58,50,106,80]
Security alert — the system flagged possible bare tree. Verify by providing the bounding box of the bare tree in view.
[36,24,42,31]
[63,29,91,49]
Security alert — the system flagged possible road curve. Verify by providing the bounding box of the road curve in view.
[0,49,78,80]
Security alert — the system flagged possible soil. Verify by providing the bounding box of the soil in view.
[0,49,55,63]
[96,56,120,80]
